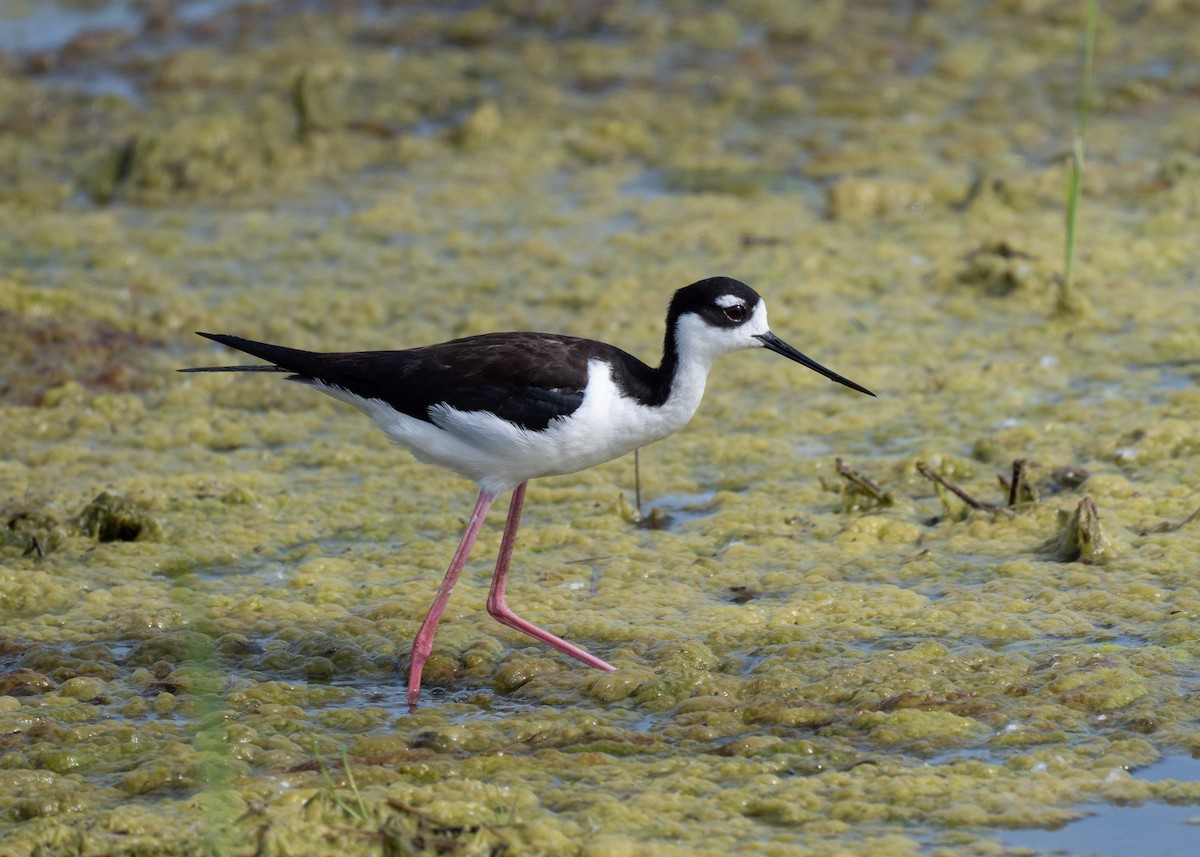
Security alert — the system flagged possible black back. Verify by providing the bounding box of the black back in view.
[183,277,763,431]
[188,331,661,431]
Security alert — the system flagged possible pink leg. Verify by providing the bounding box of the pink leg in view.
[408,490,495,709]
[486,482,615,672]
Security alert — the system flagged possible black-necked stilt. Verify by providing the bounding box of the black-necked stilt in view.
[181,277,874,707]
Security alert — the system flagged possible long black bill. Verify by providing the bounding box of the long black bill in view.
[754,332,875,397]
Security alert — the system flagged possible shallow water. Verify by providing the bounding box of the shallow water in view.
[1002,799,1199,857]
[2,1,1200,855]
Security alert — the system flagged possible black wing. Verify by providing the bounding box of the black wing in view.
[182,331,658,431]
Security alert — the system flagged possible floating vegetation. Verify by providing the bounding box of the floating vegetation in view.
[74,492,163,543]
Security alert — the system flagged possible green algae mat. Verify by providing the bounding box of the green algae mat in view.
[2,2,1199,855]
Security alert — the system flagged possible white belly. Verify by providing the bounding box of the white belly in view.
[313,360,707,495]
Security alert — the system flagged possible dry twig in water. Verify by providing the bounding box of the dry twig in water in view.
[916,461,997,511]
[835,457,893,505]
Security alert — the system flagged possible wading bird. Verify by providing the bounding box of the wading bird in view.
[181,277,874,707]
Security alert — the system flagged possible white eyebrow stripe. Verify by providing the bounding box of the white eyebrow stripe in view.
[715,293,744,308]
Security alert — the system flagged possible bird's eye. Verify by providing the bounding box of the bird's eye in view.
[723,304,748,323]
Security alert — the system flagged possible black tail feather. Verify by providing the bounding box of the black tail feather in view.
[180,332,322,375]
[178,364,290,373]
